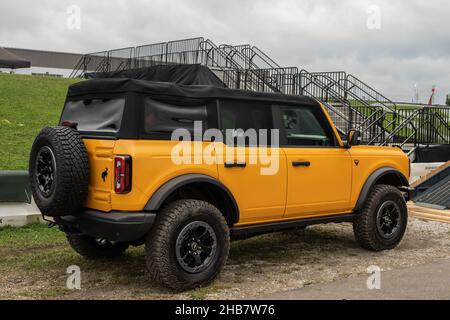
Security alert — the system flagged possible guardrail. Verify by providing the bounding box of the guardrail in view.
[0,171,31,203]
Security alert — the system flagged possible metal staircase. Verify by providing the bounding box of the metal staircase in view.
[69,37,450,152]
[300,72,387,142]
[212,47,375,137]
[414,175,449,209]
[412,162,450,209]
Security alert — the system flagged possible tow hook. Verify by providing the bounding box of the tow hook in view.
[399,186,415,201]
[41,213,55,228]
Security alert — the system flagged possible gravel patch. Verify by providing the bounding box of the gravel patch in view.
[1,218,449,299]
[204,218,450,299]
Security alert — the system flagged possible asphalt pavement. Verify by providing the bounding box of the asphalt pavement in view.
[257,259,450,300]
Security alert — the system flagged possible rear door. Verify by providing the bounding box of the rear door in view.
[83,139,116,212]
[215,100,287,225]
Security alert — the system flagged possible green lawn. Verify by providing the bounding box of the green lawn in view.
[0,223,322,299]
[0,74,79,170]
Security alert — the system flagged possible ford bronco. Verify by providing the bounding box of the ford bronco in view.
[29,77,412,290]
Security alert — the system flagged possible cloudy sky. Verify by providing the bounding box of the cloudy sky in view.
[1,0,449,104]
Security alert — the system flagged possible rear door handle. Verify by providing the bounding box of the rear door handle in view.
[224,162,247,168]
[292,161,311,167]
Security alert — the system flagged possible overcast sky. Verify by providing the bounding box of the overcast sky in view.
[1,0,449,104]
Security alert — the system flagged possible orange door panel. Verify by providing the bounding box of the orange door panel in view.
[283,147,352,218]
[215,144,287,225]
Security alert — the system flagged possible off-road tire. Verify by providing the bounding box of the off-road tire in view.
[29,126,89,217]
[67,234,129,259]
[146,199,230,291]
[353,184,407,251]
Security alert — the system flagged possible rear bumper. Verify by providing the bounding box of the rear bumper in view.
[54,209,156,243]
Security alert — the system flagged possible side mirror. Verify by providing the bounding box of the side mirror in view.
[345,129,361,148]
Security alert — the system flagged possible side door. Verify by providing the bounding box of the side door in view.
[215,100,287,225]
[275,103,353,218]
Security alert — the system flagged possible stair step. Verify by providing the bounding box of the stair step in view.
[413,175,450,209]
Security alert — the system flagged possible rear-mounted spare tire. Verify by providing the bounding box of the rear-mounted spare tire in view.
[29,126,89,217]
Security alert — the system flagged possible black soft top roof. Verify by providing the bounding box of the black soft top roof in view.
[68,78,319,106]
[70,64,318,106]
[85,64,226,88]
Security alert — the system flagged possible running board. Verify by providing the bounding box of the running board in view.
[231,213,356,239]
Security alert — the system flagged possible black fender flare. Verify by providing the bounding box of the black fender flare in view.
[144,174,239,222]
[354,167,409,212]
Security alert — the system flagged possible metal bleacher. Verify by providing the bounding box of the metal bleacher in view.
[70,37,450,153]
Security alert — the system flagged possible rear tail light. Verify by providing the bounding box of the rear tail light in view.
[114,155,132,193]
[61,121,78,129]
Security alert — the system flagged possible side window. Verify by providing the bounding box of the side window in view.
[219,100,273,146]
[278,105,337,147]
[143,97,207,138]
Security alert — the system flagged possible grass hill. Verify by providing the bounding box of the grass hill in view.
[0,74,79,170]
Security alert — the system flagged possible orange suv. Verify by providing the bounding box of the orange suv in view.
[29,78,412,290]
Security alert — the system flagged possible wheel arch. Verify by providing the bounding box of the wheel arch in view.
[144,174,239,226]
[354,167,409,212]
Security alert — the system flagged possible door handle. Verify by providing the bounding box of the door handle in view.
[224,162,247,168]
[292,161,311,167]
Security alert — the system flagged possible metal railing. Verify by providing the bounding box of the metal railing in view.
[248,46,282,69]
[69,50,109,77]
[68,37,450,152]
[296,70,354,133]
[307,72,387,139]
[135,37,203,67]
[107,46,135,72]
[345,74,397,111]
[380,107,450,149]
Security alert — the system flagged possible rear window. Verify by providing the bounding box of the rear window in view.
[60,98,125,134]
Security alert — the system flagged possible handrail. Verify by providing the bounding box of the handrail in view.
[355,108,384,131]
[198,39,241,87]
[252,47,282,69]
[219,44,284,92]
[346,74,397,111]
[421,108,449,144]
[311,73,379,111]
[309,73,391,141]
[368,116,398,145]
[380,109,421,146]
[245,46,282,69]
[296,70,354,132]
[69,56,85,78]
[200,40,241,70]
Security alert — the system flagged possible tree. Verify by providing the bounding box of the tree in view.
[447,94,450,106]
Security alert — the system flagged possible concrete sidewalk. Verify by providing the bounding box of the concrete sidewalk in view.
[0,200,42,227]
[258,259,450,300]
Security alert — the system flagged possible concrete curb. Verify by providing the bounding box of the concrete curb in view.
[0,199,44,227]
